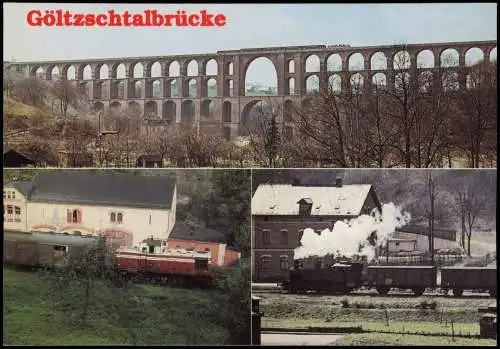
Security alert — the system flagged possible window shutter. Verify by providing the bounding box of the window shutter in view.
[67,209,71,223]
[77,209,82,224]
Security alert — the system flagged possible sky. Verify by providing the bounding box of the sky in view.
[3,3,498,86]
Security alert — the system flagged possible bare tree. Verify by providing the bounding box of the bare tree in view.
[51,79,78,118]
[13,78,46,106]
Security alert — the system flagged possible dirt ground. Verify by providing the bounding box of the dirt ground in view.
[261,332,343,346]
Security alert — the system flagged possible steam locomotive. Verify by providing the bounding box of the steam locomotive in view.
[281,259,497,297]
[3,230,230,286]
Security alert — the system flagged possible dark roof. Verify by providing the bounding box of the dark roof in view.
[21,171,176,209]
[3,149,36,165]
[4,181,35,197]
[169,221,227,243]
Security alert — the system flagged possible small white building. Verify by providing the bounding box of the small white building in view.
[3,171,177,248]
[387,238,418,254]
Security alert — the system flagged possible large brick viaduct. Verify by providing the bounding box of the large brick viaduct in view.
[5,40,497,140]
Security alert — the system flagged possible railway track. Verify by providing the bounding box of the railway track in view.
[252,288,494,299]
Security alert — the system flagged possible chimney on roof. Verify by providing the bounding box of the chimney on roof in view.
[335,177,343,187]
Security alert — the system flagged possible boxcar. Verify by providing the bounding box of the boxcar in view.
[440,266,497,297]
[366,265,437,296]
[286,262,364,293]
[3,231,100,269]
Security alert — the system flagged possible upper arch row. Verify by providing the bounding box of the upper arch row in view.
[7,41,497,80]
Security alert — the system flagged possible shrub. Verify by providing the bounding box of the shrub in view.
[429,300,438,310]
[341,298,350,308]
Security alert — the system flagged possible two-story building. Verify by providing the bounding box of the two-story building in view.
[3,171,177,248]
[251,178,382,282]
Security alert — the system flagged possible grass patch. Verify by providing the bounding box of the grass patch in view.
[330,333,496,346]
[3,268,230,345]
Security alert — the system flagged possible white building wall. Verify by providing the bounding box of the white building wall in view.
[26,201,175,247]
[3,188,29,232]
[391,232,460,252]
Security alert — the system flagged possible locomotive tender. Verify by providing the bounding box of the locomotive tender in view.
[282,260,497,297]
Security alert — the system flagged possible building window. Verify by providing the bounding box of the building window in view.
[14,206,21,222]
[149,214,152,225]
[67,209,82,224]
[280,255,289,271]
[7,191,11,199]
[280,229,288,245]
[6,205,14,222]
[262,229,271,245]
[110,212,116,222]
[11,192,15,199]
[117,213,123,223]
[260,255,272,271]
[395,242,400,246]
[298,230,304,247]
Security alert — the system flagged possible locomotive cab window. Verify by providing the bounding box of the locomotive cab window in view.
[195,258,209,271]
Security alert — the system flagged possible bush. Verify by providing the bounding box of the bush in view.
[429,301,438,310]
[341,298,350,308]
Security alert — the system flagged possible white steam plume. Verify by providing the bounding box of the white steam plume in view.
[294,203,411,262]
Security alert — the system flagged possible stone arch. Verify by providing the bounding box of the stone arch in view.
[222,101,232,123]
[79,82,90,97]
[144,101,158,118]
[395,72,411,92]
[226,62,234,75]
[328,74,341,93]
[306,75,319,94]
[169,61,180,77]
[66,65,76,80]
[350,73,364,93]
[79,64,92,80]
[48,66,60,81]
[225,79,234,96]
[99,64,109,79]
[372,73,387,91]
[32,66,44,79]
[205,59,218,75]
[181,100,195,124]
[305,54,320,73]
[288,60,295,73]
[206,78,217,97]
[240,100,267,136]
[370,52,387,70]
[440,48,459,68]
[187,60,198,76]
[129,62,143,78]
[93,101,105,113]
[465,47,484,67]
[109,101,122,115]
[200,99,214,119]
[416,50,434,68]
[131,81,143,98]
[111,80,125,99]
[187,78,197,98]
[442,70,459,92]
[288,77,295,95]
[327,54,342,72]
[393,50,411,69]
[94,81,105,99]
[244,56,278,96]
[112,63,126,79]
[151,80,161,98]
[490,47,497,62]
[163,100,176,121]
[149,61,162,78]
[170,80,179,97]
[128,101,141,115]
[348,52,364,71]
[418,71,434,93]
[284,100,294,123]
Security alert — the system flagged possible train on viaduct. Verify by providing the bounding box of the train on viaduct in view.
[4,40,497,140]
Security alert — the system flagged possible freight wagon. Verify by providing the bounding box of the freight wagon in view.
[441,266,497,297]
[366,265,437,296]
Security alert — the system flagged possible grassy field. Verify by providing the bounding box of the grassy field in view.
[331,333,496,346]
[3,268,230,345]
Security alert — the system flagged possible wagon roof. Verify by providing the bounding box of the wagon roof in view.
[441,266,497,270]
[9,171,176,209]
[367,265,436,269]
[4,231,101,247]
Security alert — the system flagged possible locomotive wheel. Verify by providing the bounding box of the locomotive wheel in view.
[413,288,425,297]
[489,289,497,298]
[452,288,463,297]
[377,287,389,296]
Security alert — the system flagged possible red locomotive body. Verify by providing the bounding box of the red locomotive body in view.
[115,237,214,285]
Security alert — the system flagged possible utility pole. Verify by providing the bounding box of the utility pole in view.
[428,173,435,265]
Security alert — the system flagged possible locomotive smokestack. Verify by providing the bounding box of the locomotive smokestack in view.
[335,177,343,187]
